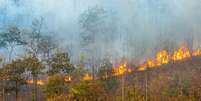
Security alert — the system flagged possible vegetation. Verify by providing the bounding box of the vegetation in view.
[0,5,200,101]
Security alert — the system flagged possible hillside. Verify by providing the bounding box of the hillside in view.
[123,56,201,101]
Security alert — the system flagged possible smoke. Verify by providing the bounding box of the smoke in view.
[0,0,201,63]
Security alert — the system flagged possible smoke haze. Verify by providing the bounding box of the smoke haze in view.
[0,0,201,63]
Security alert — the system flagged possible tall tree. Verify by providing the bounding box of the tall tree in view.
[24,55,44,101]
[0,58,27,101]
[98,58,113,79]
[44,74,68,101]
[97,58,119,100]
[44,51,74,101]
[0,26,26,61]
[48,52,74,76]
[25,18,44,56]
[79,6,108,78]
[38,35,57,61]
[24,17,47,101]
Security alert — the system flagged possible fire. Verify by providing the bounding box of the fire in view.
[64,76,72,82]
[83,73,93,81]
[192,49,201,56]
[128,68,132,73]
[146,59,156,68]
[27,80,45,86]
[37,80,45,85]
[156,50,169,66]
[118,63,127,75]
[137,59,157,71]
[26,46,201,83]
[138,64,147,71]
[137,50,169,71]
[137,46,201,72]
[172,47,191,61]
[113,63,127,76]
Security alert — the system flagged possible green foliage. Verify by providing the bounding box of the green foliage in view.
[0,26,26,47]
[0,22,201,101]
[126,86,145,101]
[3,59,26,81]
[103,76,118,92]
[71,66,85,82]
[48,52,74,75]
[182,80,190,96]
[168,75,180,97]
[70,81,106,101]
[98,58,113,79]
[38,35,57,55]
[97,59,119,93]
[0,26,26,61]
[24,55,44,76]
[44,74,68,99]
[0,58,27,100]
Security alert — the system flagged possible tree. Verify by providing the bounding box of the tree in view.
[44,51,77,101]
[97,58,119,100]
[24,18,47,101]
[70,81,106,101]
[44,74,68,101]
[79,6,108,78]
[37,35,57,61]
[0,67,9,100]
[71,66,86,83]
[25,18,44,56]
[37,35,58,73]
[98,58,117,91]
[0,26,26,61]
[0,58,7,101]
[0,58,27,101]
[24,55,44,101]
[98,58,113,79]
[48,52,74,76]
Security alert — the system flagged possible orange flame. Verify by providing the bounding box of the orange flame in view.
[156,50,169,66]
[83,73,93,81]
[137,59,156,71]
[146,59,156,68]
[138,63,147,71]
[192,49,201,56]
[137,50,169,71]
[128,68,132,73]
[137,46,201,72]
[27,80,45,86]
[64,76,72,82]
[113,63,128,76]
[172,47,191,61]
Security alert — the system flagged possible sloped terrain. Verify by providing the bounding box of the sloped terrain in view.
[124,56,201,101]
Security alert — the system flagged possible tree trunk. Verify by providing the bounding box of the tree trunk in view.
[145,69,149,101]
[15,81,18,101]
[2,82,5,101]
[33,75,38,101]
[121,75,125,101]
[8,46,14,62]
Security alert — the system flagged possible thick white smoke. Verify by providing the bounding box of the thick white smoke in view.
[0,0,201,63]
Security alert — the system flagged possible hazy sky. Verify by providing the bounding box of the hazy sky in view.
[1,0,201,62]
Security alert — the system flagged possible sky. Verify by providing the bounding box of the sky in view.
[0,0,201,63]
